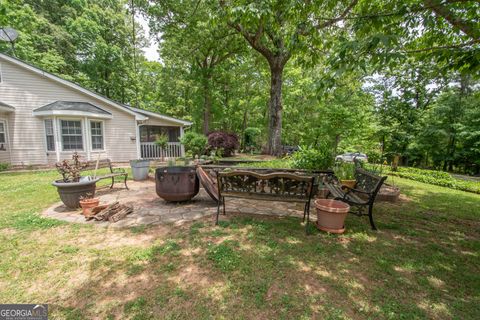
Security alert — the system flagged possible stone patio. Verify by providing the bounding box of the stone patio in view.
[42,180,313,228]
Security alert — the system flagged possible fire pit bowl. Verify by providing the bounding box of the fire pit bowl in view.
[155,166,199,202]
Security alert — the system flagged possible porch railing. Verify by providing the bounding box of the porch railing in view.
[140,142,183,159]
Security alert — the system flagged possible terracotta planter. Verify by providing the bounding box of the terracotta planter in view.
[341,179,356,189]
[79,198,100,216]
[315,199,350,234]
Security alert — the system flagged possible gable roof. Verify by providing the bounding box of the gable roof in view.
[126,106,192,126]
[33,101,113,119]
[0,53,191,126]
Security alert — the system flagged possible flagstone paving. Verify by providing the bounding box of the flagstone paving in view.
[42,180,312,228]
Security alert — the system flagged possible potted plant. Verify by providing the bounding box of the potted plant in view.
[79,193,100,216]
[154,133,169,162]
[315,199,350,234]
[335,162,356,189]
[130,159,150,181]
[52,153,99,209]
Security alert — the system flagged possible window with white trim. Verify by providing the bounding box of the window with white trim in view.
[44,119,55,151]
[0,121,5,144]
[90,120,104,150]
[60,120,83,150]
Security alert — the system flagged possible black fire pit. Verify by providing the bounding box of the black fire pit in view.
[155,166,199,202]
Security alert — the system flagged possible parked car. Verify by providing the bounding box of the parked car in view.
[335,152,368,163]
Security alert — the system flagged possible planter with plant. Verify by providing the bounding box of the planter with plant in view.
[155,133,169,162]
[52,153,99,209]
[79,193,100,216]
[335,162,356,189]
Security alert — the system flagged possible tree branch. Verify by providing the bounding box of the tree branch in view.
[424,0,480,40]
[316,0,359,29]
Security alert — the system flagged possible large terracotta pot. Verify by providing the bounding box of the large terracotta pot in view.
[52,177,99,209]
[155,166,199,202]
[315,199,350,234]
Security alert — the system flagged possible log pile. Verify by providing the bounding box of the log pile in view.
[85,201,133,222]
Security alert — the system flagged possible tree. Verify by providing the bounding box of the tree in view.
[220,0,360,155]
[143,0,243,134]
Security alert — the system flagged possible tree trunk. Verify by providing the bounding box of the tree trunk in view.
[202,73,212,135]
[267,62,284,155]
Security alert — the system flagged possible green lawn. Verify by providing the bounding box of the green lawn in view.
[0,170,479,319]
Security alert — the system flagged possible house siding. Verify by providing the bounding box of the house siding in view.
[0,58,138,165]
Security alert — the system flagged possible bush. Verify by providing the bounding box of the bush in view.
[291,144,334,171]
[0,162,10,172]
[179,132,208,157]
[367,164,480,194]
[244,127,261,148]
[208,131,239,157]
[335,162,356,180]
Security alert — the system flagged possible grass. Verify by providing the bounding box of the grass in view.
[0,170,479,319]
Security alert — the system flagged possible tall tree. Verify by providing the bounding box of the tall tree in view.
[220,0,359,155]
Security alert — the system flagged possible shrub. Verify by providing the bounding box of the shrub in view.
[179,132,208,157]
[0,162,10,172]
[154,133,169,149]
[208,131,239,157]
[55,152,87,182]
[366,164,480,194]
[244,127,261,148]
[335,162,356,180]
[291,144,334,171]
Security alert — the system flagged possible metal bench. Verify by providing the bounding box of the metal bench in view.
[84,159,128,189]
[216,170,315,233]
[325,167,387,230]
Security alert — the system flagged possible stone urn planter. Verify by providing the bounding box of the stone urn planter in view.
[52,177,100,209]
[315,199,350,234]
[155,166,199,202]
[79,198,100,216]
[130,159,150,181]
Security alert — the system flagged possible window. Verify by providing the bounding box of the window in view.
[90,121,104,150]
[44,119,55,151]
[0,121,5,144]
[60,120,83,150]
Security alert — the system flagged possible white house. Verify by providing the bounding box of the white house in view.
[0,53,191,166]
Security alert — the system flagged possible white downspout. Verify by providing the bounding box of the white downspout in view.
[136,122,141,159]
[179,126,185,157]
[53,116,60,162]
[84,117,91,160]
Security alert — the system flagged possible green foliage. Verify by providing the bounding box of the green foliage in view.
[154,133,169,149]
[291,145,334,171]
[179,132,208,157]
[376,165,480,194]
[334,162,356,180]
[244,127,262,150]
[0,162,10,172]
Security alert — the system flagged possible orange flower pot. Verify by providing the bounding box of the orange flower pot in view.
[315,199,350,234]
[79,198,100,216]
